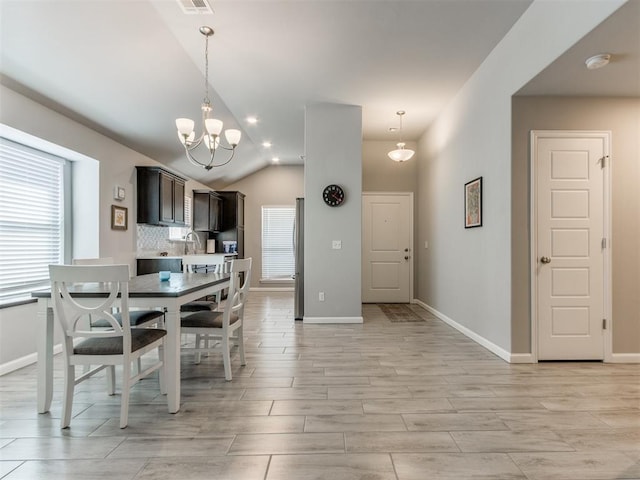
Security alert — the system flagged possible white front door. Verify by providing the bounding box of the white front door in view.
[532,131,610,360]
[362,193,412,303]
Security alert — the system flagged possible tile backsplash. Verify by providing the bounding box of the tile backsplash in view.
[137,225,206,256]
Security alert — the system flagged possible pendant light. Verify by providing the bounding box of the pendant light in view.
[388,111,414,162]
[175,26,241,171]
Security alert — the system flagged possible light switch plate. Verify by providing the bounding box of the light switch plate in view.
[332,240,342,249]
[114,185,126,201]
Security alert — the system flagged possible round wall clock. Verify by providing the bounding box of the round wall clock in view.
[322,184,345,207]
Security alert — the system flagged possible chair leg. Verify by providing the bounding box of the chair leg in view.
[194,334,202,364]
[119,361,131,429]
[60,364,75,429]
[222,335,232,381]
[238,325,246,366]
[106,366,116,395]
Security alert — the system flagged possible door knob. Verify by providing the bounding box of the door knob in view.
[404,256,410,260]
[404,248,410,252]
[540,256,551,264]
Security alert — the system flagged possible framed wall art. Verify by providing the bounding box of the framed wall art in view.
[464,176,482,228]
[111,205,128,231]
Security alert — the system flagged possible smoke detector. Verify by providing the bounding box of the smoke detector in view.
[585,54,611,70]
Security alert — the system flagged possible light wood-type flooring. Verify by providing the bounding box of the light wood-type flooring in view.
[1,292,639,479]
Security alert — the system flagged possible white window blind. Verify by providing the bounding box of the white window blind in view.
[262,206,295,280]
[0,139,66,305]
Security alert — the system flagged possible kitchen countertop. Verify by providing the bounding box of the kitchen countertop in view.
[137,254,237,260]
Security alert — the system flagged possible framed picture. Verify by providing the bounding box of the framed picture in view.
[111,205,128,231]
[464,176,482,228]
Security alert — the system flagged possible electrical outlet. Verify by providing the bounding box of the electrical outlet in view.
[319,291,325,301]
[332,240,342,249]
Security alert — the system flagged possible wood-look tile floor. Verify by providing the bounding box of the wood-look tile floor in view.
[1,292,639,479]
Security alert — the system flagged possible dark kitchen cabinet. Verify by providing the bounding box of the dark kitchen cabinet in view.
[136,166,186,226]
[136,258,182,275]
[193,190,221,232]
[218,191,245,229]
[216,191,245,258]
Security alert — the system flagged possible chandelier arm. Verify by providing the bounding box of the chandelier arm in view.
[204,147,237,169]
[184,133,205,152]
[183,144,213,169]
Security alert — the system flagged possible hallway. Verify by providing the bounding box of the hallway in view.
[1,292,638,479]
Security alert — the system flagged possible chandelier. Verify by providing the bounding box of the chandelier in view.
[388,110,415,162]
[175,26,241,170]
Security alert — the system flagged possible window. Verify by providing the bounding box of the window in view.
[0,138,68,305]
[261,206,295,281]
[168,196,192,240]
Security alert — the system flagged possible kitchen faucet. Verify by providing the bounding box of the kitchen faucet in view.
[184,230,201,255]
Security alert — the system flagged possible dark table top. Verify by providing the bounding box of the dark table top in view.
[32,272,230,298]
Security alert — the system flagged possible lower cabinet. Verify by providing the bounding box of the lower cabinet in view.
[136,258,182,275]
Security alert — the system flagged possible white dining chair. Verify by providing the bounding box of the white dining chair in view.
[49,264,167,428]
[180,255,229,313]
[180,258,251,380]
[73,258,165,374]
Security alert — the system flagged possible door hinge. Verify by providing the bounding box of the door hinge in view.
[602,319,607,330]
[601,237,607,249]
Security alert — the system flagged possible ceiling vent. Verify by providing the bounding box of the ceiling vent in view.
[177,0,213,14]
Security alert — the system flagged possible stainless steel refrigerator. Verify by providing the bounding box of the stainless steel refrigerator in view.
[294,198,304,320]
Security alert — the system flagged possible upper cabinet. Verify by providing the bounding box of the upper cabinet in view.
[192,189,221,232]
[136,167,186,226]
[218,191,245,230]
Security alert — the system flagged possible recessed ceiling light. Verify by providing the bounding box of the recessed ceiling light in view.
[272,157,280,163]
[246,116,258,124]
[585,53,611,70]
[262,141,272,148]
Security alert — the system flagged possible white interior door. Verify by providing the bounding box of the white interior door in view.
[362,193,412,303]
[532,131,609,361]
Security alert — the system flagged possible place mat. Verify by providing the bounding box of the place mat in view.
[378,304,425,322]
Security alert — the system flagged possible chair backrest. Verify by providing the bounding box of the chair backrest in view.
[182,255,227,273]
[49,264,133,354]
[72,257,115,265]
[224,258,252,323]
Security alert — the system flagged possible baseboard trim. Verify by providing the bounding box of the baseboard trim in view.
[303,316,363,324]
[412,299,534,364]
[0,344,63,376]
[609,353,640,364]
[509,353,535,363]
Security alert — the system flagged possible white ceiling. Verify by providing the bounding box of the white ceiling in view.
[1,0,637,188]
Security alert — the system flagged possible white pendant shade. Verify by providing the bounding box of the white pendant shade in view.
[203,135,220,150]
[176,118,195,136]
[225,129,242,147]
[205,118,223,136]
[388,146,415,162]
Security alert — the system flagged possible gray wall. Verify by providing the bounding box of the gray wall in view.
[512,96,640,354]
[416,0,623,358]
[222,164,305,288]
[0,85,211,371]
[304,103,362,322]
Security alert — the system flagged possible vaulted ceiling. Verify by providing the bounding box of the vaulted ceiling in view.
[1,0,637,188]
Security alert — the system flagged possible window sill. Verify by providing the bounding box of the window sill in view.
[260,278,294,285]
[0,297,37,310]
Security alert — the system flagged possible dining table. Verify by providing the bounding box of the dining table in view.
[32,271,230,414]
